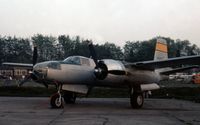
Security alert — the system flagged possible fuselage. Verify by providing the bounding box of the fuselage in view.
[32,56,161,87]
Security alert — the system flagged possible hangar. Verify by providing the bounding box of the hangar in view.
[0,62,32,79]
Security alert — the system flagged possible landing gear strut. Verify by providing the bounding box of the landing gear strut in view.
[130,86,144,109]
[50,84,63,108]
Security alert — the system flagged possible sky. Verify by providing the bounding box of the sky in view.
[0,0,200,47]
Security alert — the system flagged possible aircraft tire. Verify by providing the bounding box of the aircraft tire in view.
[63,91,76,104]
[50,93,63,108]
[130,92,144,109]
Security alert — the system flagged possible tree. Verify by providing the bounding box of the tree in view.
[32,34,57,62]
[0,35,199,64]
[124,39,156,62]
[101,42,123,60]
[0,36,5,63]
[0,36,32,63]
[58,35,74,59]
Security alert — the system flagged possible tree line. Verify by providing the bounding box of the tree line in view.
[0,34,199,64]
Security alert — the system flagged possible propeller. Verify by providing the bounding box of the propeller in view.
[18,45,38,87]
[86,40,126,80]
[18,75,31,87]
[86,40,107,79]
[19,45,48,88]
[88,41,98,66]
[18,45,48,88]
[32,46,38,66]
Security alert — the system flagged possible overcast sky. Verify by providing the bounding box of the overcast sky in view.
[0,0,200,47]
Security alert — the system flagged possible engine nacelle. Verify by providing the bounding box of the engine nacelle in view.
[94,59,125,80]
[102,59,125,71]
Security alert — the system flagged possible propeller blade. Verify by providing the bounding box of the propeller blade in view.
[32,46,38,66]
[20,45,37,86]
[43,82,48,88]
[87,40,98,66]
[19,45,48,88]
[18,75,31,87]
[31,71,49,88]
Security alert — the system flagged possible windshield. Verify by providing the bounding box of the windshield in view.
[62,56,81,65]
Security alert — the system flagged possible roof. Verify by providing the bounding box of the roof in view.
[2,62,33,68]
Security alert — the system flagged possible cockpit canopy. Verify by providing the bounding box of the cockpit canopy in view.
[34,61,61,70]
[63,56,81,65]
[62,56,95,67]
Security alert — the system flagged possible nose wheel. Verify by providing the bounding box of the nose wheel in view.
[50,84,63,108]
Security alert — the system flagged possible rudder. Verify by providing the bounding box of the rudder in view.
[154,38,168,61]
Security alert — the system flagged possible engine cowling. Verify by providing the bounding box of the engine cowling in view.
[94,59,126,80]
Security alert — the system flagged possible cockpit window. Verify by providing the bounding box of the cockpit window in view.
[81,58,90,66]
[73,57,81,65]
[62,56,81,65]
[48,62,61,69]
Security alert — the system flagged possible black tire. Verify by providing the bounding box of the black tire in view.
[130,92,144,109]
[63,91,76,104]
[50,93,63,108]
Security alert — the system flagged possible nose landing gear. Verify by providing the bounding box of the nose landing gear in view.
[50,84,63,108]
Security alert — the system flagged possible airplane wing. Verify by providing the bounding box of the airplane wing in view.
[126,55,200,70]
[159,65,199,75]
[2,62,33,68]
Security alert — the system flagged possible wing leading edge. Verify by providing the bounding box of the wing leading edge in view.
[126,55,200,70]
[159,65,199,75]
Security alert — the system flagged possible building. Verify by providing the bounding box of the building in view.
[0,63,32,79]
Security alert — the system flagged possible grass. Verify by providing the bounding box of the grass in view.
[0,86,56,97]
[0,80,199,102]
[152,87,200,102]
[0,86,199,103]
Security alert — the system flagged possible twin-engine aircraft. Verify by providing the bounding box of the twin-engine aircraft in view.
[2,39,200,109]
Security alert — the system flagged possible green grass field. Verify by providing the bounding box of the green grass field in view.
[0,80,199,103]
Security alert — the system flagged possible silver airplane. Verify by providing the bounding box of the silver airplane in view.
[2,38,200,109]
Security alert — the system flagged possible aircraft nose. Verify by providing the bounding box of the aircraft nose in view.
[32,63,48,80]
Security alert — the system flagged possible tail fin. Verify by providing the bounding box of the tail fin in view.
[154,38,171,74]
[154,38,168,61]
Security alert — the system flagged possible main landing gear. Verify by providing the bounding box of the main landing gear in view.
[130,86,144,109]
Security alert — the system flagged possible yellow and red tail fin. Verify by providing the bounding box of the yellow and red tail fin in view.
[154,38,168,61]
